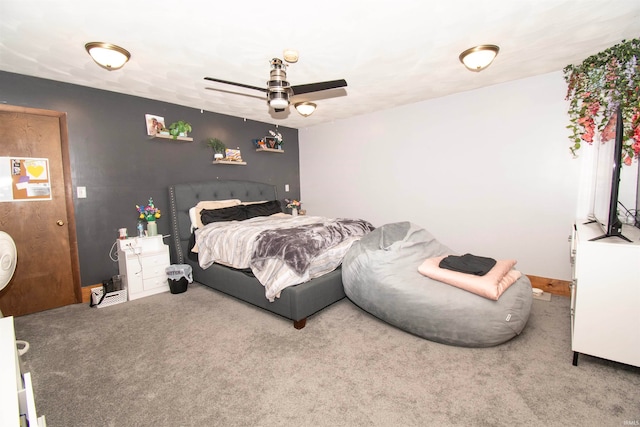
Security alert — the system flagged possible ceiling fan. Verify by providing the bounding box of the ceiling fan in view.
[205,58,347,113]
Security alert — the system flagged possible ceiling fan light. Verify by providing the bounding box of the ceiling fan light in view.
[85,42,131,70]
[295,102,316,116]
[269,97,289,110]
[459,45,499,72]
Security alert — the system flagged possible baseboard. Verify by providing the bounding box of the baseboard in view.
[81,276,570,303]
[526,275,570,297]
[81,285,100,304]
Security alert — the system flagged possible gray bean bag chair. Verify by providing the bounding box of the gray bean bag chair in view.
[342,222,532,347]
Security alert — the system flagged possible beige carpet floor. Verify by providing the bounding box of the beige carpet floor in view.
[13,283,640,426]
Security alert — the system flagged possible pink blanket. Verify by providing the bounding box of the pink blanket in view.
[418,256,522,301]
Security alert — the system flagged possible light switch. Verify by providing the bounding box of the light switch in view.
[285,184,290,192]
[77,186,87,198]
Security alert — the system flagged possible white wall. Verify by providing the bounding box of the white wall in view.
[299,71,582,280]
[617,158,639,224]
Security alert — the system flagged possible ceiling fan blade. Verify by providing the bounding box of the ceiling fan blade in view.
[204,77,268,93]
[291,79,347,95]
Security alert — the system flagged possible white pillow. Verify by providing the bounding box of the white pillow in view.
[188,207,197,232]
[189,199,242,230]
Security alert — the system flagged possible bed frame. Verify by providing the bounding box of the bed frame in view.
[168,180,345,329]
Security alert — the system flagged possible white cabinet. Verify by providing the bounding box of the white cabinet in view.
[0,316,46,426]
[570,221,640,367]
[117,235,170,300]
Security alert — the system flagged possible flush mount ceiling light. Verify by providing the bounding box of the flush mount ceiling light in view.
[295,102,317,116]
[283,49,299,63]
[459,44,499,72]
[85,42,131,70]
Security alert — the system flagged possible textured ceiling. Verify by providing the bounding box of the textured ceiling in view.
[1,1,640,129]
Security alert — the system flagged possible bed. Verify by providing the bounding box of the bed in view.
[168,180,371,329]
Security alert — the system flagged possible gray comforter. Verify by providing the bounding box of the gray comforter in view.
[252,219,375,275]
[196,214,374,301]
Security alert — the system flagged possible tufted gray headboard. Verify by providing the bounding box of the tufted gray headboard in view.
[168,180,278,263]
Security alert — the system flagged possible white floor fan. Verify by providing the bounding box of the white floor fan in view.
[0,231,29,356]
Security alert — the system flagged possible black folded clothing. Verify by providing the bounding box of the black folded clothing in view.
[438,253,497,276]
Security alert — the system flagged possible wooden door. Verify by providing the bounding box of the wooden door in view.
[0,105,81,316]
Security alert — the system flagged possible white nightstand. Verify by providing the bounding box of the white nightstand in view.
[117,235,170,300]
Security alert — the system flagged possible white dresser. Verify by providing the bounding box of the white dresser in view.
[0,316,46,426]
[117,235,171,300]
[570,221,640,367]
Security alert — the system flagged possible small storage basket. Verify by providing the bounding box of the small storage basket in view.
[166,264,193,294]
[90,287,127,308]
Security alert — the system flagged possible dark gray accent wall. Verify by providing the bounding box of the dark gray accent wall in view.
[0,71,301,286]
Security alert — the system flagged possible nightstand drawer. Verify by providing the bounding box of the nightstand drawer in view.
[143,275,169,292]
[140,255,169,279]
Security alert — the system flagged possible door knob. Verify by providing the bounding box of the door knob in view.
[56,220,64,226]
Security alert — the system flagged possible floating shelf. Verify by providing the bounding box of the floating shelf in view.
[153,133,193,142]
[256,147,284,153]
[213,160,247,166]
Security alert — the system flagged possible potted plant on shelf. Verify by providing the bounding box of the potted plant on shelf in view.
[207,138,227,160]
[168,120,192,139]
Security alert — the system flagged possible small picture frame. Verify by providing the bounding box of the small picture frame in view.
[225,149,243,162]
[265,137,277,148]
[145,114,165,136]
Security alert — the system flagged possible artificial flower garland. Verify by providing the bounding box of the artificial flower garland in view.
[563,38,640,164]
